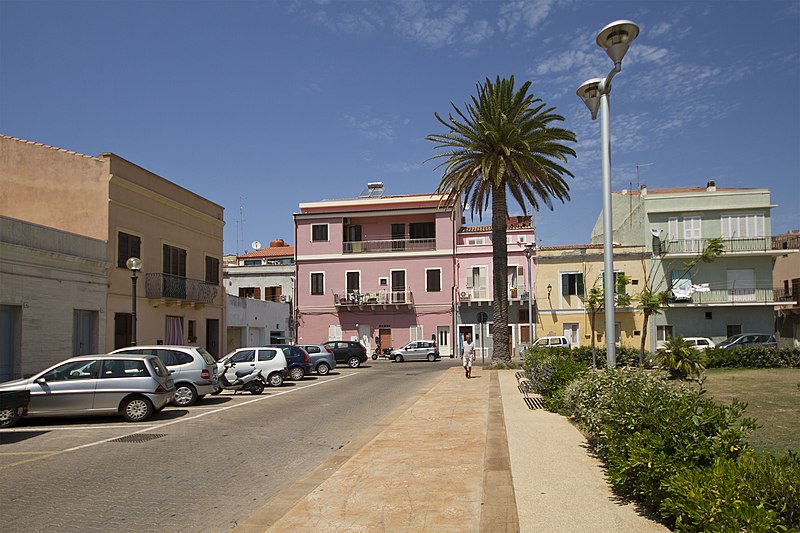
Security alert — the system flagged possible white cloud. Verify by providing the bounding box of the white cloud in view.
[343,114,396,141]
[463,19,495,45]
[498,0,557,35]
[390,1,470,48]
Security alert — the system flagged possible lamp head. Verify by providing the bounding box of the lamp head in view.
[126,257,143,271]
[576,78,603,120]
[596,20,639,64]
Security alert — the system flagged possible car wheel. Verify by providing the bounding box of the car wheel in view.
[427,353,436,362]
[394,354,404,363]
[372,353,378,360]
[289,366,305,381]
[121,397,154,422]
[173,384,198,407]
[316,362,331,375]
[0,408,21,428]
[268,372,284,387]
[347,356,361,368]
[247,380,264,395]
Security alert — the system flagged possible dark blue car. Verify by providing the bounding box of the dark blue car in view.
[268,345,314,380]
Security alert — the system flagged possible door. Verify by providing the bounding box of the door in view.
[73,310,98,355]
[379,328,392,351]
[391,224,405,250]
[31,359,99,414]
[206,319,220,358]
[0,305,21,381]
[727,269,755,302]
[391,270,406,304]
[684,216,702,253]
[563,323,579,348]
[357,324,371,352]
[437,326,450,357]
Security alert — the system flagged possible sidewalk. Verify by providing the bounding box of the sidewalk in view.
[234,367,667,532]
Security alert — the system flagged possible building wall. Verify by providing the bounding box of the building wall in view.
[0,216,108,378]
[225,294,290,352]
[0,135,110,241]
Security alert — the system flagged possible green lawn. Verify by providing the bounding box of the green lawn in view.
[702,368,800,456]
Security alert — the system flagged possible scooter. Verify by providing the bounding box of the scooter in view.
[211,361,266,395]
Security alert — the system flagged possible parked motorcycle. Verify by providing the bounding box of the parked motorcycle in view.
[211,361,266,395]
[371,347,394,360]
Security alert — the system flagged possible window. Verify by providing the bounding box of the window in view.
[379,277,388,286]
[346,271,360,293]
[392,224,406,250]
[205,256,219,284]
[721,214,764,239]
[561,273,584,297]
[257,349,278,361]
[117,232,141,268]
[506,235,526,244]
[231,350,255,363]
[667,217,678,241]
[163,244,187,277]
[328,324,342,340]
[264,286,282,302]
[684,216,702,253]
[311,272,324,295]
[101,359,147,378]
[346,224,362,242]
[188,320,197,342]
[42,360,98,381]
[409,325,423,341]
[656,325,674,342]
[409,222,435,240]
[311,224,328,242]
[466,237,485,245]
[391,270,406,303]
[239,287,260,299]
[243,259,262,266]
[466,266,489,299]
[426,269,441,292]
[726,324,742,337]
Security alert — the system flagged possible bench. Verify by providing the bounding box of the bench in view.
[516,364,553,398]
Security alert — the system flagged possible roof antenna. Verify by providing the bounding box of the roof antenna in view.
[237,196,246,255]
[636,163,654,190]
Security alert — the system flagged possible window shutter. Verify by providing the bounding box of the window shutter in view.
[577,274,584,296]
[254,287,261,299]
[466,274,474,289]
[561,274,569,296]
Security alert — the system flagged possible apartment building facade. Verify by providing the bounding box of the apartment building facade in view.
[773,230,800,346]
[294,185,457,356]
[591,181,795,350]
[0,135,226,366]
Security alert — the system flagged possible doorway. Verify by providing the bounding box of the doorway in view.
[563,323,579,348]
[0,305,21,381]
[437,326,450,357]
[206,318,220,358]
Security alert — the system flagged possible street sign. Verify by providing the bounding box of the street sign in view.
[477,311,488,324]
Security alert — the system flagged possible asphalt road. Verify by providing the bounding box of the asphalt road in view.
[0,356,464,533]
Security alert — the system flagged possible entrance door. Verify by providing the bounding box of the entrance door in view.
[390,270,406,304]
[437,326,450,357]
[73,310,98,355]
[684,217,702,253]
[0,305,21,381]
[563,323,579,348]
[206,319,220,358]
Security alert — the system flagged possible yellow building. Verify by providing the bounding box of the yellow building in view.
[0,135,225,372]
[533,244,648,349]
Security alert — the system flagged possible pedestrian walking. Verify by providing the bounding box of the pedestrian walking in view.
[461,335,475,378]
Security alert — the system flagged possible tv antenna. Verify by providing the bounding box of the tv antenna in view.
[237,196,246,255]
[636,163,654,189]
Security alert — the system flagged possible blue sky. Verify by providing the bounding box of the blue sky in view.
[2,0,798,254]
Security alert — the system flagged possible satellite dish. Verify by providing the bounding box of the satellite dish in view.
[251,240,262,250]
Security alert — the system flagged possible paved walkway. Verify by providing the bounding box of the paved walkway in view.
[234,367,667,532]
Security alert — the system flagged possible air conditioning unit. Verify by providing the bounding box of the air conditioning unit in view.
[280,294,292,303]
[459,291,471,300]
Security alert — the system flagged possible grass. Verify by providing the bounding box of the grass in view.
[702,368,800,456]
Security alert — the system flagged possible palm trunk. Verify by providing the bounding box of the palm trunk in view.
[640,312,649,367]
[491,185,510,362]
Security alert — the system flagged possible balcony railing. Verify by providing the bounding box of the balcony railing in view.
[333,290,415,307]
[145,273,219,304]
[668,287,795,305]
[773,234,800,250]
[661,237,771,254]
[343,238,436,254]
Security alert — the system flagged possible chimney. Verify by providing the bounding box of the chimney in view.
[640,184,647,196]
[706,180,716,192]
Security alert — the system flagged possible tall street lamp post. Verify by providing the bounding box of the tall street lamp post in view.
[523,242,536,347]
[577,20,640,369]
[126,257,143,346]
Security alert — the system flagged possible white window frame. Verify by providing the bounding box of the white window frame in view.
[311,223,329,242]
[328,324,342,341]
[656,325,674,343]
[310,271,325,295]
[721,213,765,239]
[465,265,489,299]
[409,325,423,342]
[425,268,442,292]
[466,237,485,245]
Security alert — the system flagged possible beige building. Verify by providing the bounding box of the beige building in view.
[534,244,648,349]
[0,135,225,370]
[773,230,800,347]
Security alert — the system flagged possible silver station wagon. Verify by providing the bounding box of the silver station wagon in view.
[0,354,175,423]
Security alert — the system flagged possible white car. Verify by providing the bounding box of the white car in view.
[216,347,289,387]
[683,337,715,350]
[532,336,572,348]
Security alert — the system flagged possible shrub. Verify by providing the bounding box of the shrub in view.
[523,348,589,413]
[569,345,651,368]
[705,346,800,369]
[661,451,800,532]
[656,338,705,380]
[564,368,756,511]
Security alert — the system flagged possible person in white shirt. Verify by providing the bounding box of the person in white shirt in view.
[461,335,475,378]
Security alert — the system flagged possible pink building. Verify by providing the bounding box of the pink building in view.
[455,217,536,358]
[294,184,458,356]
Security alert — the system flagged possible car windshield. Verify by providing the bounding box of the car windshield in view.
[720,335,742,345]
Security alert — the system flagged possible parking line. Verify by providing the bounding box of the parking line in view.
[0,372,358,470]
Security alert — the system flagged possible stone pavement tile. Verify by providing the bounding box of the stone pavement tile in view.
[498,371,667,533]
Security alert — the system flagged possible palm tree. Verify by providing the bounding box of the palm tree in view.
[427,76,577,362]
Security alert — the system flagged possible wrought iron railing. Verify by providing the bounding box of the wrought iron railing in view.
[343,238,436,254]
[145,273,219,304]
[333,290,414,306]
[773,234,800,250]
[661,237,771,254]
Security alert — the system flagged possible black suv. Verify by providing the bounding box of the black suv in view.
[323,341,368,368]
[268,345,313,380]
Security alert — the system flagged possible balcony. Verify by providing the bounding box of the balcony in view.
[667,287,796,306]
[333,290,415,308]
[660,237,773,255]
[145,273,219,305]
[343,238,436,254]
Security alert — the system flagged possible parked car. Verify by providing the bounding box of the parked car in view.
[391,340,439,362]
[682,337,715,350]
[267,345,313,380]
[532,336,572,348]
[217,347,289,387]
[0,354,174,423]
[323,341,368,368]
[717,333,777,350]
[297,344,337,375]
[111,346,218,407]
[0,390,30,428]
